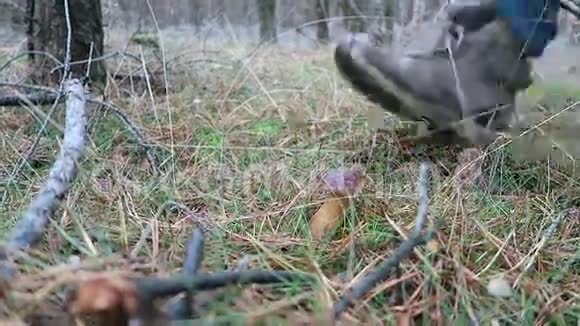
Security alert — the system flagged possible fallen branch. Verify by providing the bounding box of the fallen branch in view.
[0,79,87,280]
[0,82,58,94]
[166,227,205,320]
[135,270,313,297]
[0,90,60,106]
[185,253,255,316]
[414,162,431,233]
[332,161,439,319]
[68,269,314,323]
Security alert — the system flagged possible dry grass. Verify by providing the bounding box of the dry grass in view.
[0,31,579,325]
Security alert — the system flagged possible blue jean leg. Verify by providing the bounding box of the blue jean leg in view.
[496,0,561,57]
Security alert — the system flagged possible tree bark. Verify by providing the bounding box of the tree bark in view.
[397,0,414,25]
[383,0,396,44]
[214,0,226,27]
[423,0,443,20]
[26,0,35,61]
[315,0,330,42]
[189,0,203,32]
[340,0,367,33]
[257,0,277,44]
[28,0,106,87]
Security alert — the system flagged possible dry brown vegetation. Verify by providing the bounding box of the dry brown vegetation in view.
[0,24,579,325]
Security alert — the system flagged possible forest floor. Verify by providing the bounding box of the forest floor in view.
[0,28,579,324]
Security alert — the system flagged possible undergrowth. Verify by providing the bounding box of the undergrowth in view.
[0,35,578,325]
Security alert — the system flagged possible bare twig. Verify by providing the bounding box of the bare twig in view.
[62,0,72,80]
[87,98,158,175]
[332,229,437,318]
[50,51,150,74]
[51,52,116,74]
[0,51,62,74]
[166,228,205,320]
[85,42,94,79]
[0,79,87,279]
[181,228,205,275]
[68,269,314,323]
[514,209,573,286]
[189,253,255,315]
[414,161,431,233]
[333,161,438,319]
[135,270,313,297]
[0,81,58,93]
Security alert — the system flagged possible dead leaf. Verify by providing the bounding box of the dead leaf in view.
[310,197,350,240]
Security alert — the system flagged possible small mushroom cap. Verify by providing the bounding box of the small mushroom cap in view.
[322,167,365,196]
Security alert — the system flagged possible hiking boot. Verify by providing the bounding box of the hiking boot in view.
[334,19,533,146]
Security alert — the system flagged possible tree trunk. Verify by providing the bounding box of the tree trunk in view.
[257,0,277,44]
[210,0,227,28]
[383,0,395,44]
[397,0,414,26]
[315,0,330,42]
[28,0,106,87]
[340,0,367,33]
[26,0,35,61]
[189,0,203,32]
[424,0,443,20]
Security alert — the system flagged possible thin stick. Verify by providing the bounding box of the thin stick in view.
[333,162,437,319]
[166,228,205,320]
[514,209,571,286]
[332,228,437,318]
[62,0,72,80]
[135,270,313,298]
[86,99,158,175]
[0,51,62,74]
[414,161,431,233]
[0,82,57,93]
[85,42,94,79]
